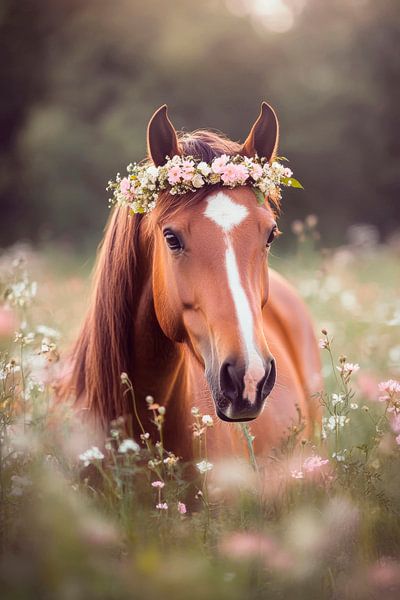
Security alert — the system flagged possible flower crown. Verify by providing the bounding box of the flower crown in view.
[107,154,302,214]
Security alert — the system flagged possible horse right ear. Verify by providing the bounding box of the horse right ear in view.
[241,102,279,162]
[147,105,180,166]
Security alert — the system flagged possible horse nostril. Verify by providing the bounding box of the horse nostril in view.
[261,358,276,399]
[219,360,244,401]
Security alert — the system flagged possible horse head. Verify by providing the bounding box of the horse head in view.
[146,103,279,421]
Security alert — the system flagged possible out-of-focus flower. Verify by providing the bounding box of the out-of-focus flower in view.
[191,406,200,416]
[163,453,179,468]
[177,501,187,515]
[291,470,304,479]
[78,446,104,467]
[302,455,329,473]
[201,414,213,427]
[196,460,213,474]
[118,439,140,454]
[322,415,348,434]
[332,393,344,406]
[219,531,294,571]
[332,451,347,462]
[350,403,359,410]
[337,362,360,375]
[156,502,168,510]
[391,413,400,433]
[5,279,37,308]
[151,480,165,488]
[10,474,32,496]
[378,379,400,395]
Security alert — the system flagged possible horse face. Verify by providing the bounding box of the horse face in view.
[152,186,277,421]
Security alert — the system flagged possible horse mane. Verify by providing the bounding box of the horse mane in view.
[70,129,249,429]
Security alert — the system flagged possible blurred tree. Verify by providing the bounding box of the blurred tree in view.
[0,0,398,248]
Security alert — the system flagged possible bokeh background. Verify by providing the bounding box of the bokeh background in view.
[1,3,400,599]
[1,0,399,251]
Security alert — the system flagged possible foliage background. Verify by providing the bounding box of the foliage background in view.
[1,0,399,249]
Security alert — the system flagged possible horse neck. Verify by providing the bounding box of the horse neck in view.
[129,232,193,455]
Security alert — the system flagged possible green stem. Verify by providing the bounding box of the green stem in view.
[240,423,259,474]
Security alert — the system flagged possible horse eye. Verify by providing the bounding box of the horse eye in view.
[164,230,183,252]
[266,226,278,247]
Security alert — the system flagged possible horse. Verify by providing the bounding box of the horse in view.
[69,102,321,461]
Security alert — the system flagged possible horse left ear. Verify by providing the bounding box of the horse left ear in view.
[147,104,181,166]
[241,102,279,162]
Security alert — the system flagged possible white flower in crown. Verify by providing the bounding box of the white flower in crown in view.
[198,161,211,177]
[192,173,205,188]
[107,154,302,214]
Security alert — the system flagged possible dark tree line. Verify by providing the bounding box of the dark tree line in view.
[0,0,399,248]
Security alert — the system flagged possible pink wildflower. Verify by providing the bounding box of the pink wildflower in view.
[396,434,400,446]
[156,502,168,510]
[151,480,165,488]
[167,165,183,185]
[391,413,400,433]
[341,362,360,374]
[177,501,187,515]
[378,379,400,397]
[303,455,329,473]
[290,470,304,479]
[211,154,229,174]
[219,532,294,570]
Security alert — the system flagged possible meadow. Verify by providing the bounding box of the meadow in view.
[1,222,399,600]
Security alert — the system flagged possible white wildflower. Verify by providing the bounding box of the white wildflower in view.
[79,446,104,467]
[201,414,214,427]
[196,460,213,474]
[332,393,344,407]
[118,439,140,454]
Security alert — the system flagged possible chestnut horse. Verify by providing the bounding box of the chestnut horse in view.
[70,103,321,460]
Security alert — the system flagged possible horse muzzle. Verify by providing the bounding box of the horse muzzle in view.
[213,357,276,422]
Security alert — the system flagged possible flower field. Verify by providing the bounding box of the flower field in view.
[1,230,399,600]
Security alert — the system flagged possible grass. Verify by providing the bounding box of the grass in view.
[0,229,399,600]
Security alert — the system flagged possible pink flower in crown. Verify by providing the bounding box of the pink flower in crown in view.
[250,163,263,181]
[211,154,229,174]
[180,159,195,182]
[220,163,237,185]
[167,165,183,185]
[120,177,132,195]
[234,163,249,184]
[221,163,249,186]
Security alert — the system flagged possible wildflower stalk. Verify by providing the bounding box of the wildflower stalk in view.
[239,423,259,474]
[121,376,164,481]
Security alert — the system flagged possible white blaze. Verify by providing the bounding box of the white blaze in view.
[204,192,265,402]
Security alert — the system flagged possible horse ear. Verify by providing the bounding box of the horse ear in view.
[147,104,180,166]
[241,102,279,162]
